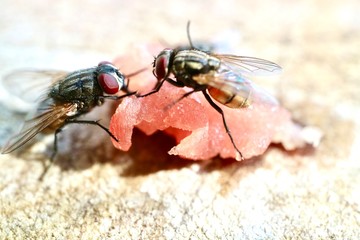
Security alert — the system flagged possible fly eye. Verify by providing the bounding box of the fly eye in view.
[154,55,169,80]
[97,73,120,94]
[98,61,112,66]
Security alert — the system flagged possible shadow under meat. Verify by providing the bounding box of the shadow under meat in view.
[3,124,305,179]
[118,129,193,177]
[2,97,315,178]
[118,128,270,178]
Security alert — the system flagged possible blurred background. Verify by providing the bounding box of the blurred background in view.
[0,0,359,239]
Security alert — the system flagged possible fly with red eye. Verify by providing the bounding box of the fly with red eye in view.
[140,22,282,160]
[1,61,143,179]
[97,61,124,95]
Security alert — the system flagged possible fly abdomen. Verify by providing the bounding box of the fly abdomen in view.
[208,87,251,108]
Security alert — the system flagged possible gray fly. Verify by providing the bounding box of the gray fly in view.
[1,61,141,179]
[140,22,282,160]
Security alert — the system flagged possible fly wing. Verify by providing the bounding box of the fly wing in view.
[193,70,278,106]
[212,54,282,77]
[1,70,68,103]
[1,100,78,154]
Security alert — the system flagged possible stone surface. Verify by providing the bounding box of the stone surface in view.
[0,0,359,239]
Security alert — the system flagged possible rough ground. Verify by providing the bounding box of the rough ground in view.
[0,0,359,239]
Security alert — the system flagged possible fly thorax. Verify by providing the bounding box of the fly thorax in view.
[185,61,206,73]
[48,84,60,99]
[207,56,221,71]
[173,51,203,74]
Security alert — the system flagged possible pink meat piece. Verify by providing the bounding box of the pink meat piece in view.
[109,44,310,160]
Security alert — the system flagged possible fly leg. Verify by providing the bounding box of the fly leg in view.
[125,68,147,78]
[202,90,244,160]
[118,67,147,95]
[136,79,166,97]
[186,21,195,49]
[38,119,118,180]
[164,89,198,111]
[165,78,185,87]
[137,77,184,97]
[101,91,137,101]
[63,119,119,142]
[136,76,189,109]
[38,127,63,181]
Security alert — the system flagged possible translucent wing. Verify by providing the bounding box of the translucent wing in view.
[1,70,68,103]
[1,99,78,154]
[193,70,278,107]
[212,54,282,76]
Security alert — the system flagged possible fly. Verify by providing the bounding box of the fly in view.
[140,22,282,160]
[1,61,142,179]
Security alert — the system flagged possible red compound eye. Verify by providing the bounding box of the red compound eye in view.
[98,61,112,66]
[154,55,169,80]
[97,73,119,94]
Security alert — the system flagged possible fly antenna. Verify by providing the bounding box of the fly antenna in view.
[186,21,195,49]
